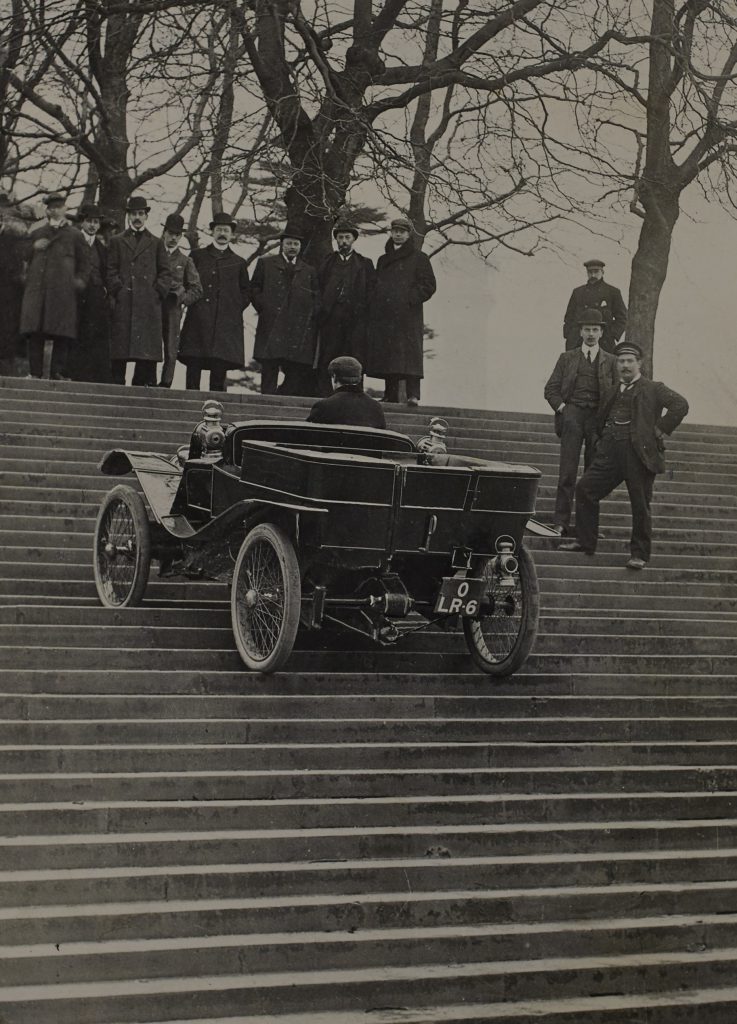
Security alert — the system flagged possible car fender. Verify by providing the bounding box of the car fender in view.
[98,450,182,525]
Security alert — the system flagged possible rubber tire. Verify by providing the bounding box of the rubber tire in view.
[462,544,540,677]
[231,523,301,673]
[93,484,151,608]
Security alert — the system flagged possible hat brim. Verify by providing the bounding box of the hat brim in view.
[210,221,237,231]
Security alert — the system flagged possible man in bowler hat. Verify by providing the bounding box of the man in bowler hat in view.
[68,201,112,383]
[158,213,202,388]
[544,308,618,536]
[560,340,688,569]
[179,212,250,392]
[563,259,627,352]
[107,196,171,386]
[251,225,320,396]
[20,192,91,381]
[316,222,375,396]
[307,356,386,428]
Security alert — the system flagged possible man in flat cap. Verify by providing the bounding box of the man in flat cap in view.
[158,213,202,388]
[107,196,171,386]
[179,212,249,391]
[316,221,375,396]
[307,356,386,428]
[67,202,112,383]
[20,193,91,380]
[366,215,436,406]
[560,340,688,569]
[563,259,627,353]
[544,308,618,536]
[251,224,320,396]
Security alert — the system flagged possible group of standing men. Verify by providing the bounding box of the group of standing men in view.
[1,192,437,403]
[546,259,689,570]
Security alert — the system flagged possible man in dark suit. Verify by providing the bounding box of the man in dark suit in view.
[316,222,375,396]
[544,309,618,536]
[563,259,627,352]
[307,356,386,428]
[107,196,171,386]
[68,202,112,383]
[560,341,688,569]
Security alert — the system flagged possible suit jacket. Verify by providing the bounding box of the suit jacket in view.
[544,346,618,412]
[563,280,627,350]
[597,376,689,474]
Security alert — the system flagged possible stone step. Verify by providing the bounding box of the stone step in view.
[2,943,737,1022]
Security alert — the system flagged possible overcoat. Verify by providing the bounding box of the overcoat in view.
[251,254,320,366]
[366,238,436,378]
[597,377,689,475]
[317,250,375,366]
[0,216,27,361]
[68,237,112,383]
[179,245,249,369]
[544,347,619,435]
[307,385,386,429]
[107,228,171,361]
[563,280,627,351]
[163,247,203,354]
[20,221,91,340]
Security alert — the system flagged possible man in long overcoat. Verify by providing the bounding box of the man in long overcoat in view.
[563,259,627,352]
[158,213,203,388]
[107,195,171,387]
[0,193,27,376]
[544,308,618,536]
[251,225,320,396]
[179,212,250,392]
[20,193,91,380]
[561,341,688,569]
[366,216,436,406]
[67,202,112,383]
[316,222,375,396]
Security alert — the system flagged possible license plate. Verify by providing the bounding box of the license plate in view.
[434,576,487,617]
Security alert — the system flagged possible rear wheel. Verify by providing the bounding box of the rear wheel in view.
[231,523,301,673]
[93,485,151,607]
[462,545,539,676]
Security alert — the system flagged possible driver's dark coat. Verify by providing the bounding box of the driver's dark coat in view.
[307,385,386,429]
[596,377,688,474]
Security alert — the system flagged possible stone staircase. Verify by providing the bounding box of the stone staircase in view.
[0,375,736,1023]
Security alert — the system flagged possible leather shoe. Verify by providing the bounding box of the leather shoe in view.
[626,557,647,570]
[550,525,566,537]
[559,540,595,556]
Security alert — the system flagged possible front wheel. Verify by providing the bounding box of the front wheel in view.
[462,545,539,676]
[231,523,301,673]
[93,485,152,607]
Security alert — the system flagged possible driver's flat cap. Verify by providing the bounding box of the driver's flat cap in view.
[328,356,363,384]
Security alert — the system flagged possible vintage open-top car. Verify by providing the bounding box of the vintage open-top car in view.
[93,408,549,676]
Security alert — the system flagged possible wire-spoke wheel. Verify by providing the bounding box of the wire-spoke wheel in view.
[93,485,151,607]
[462,545,539,676]
[231,523,301,673]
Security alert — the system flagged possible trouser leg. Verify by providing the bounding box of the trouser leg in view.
[574,436,627,554]
[554,405,586,530]
[209,363,227,392]
[159,303,178,386]
[625,447,655,561]
[405,376,421,401]
[185,362,202,390]
[581,408,599,470]
[259,360,279,395]
[281,362,317,397]
[27,335,44,377]
[383,375,400,403]
[131,360,156,386]
[110,360,127,386]
[50,338,70,378]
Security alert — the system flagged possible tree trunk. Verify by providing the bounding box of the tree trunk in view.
[627,183,680,374]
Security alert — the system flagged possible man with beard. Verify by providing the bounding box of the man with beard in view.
[563,259,627,352]
[158,213,202,388]
[20,192,91,381]
[316,222,375,396]
[251,225,320,396]
[179,212,250,392]
[366,216,436,406]
[560,340,688,569]
[107,196,171,386]
[68,202,112,383]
